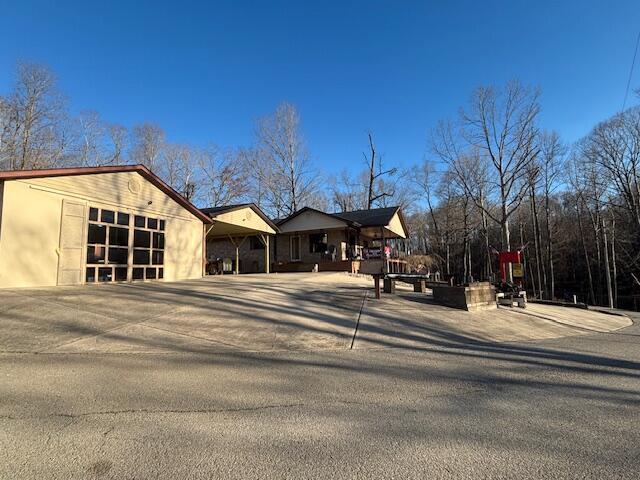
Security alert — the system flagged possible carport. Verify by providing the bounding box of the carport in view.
[202,204,278,274]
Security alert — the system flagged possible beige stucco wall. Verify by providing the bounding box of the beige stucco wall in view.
[0,172,204,288]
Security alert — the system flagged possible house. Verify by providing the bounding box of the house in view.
[272,206,408,273]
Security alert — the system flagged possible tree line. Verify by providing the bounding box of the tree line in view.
[1,62,639,308]
[412,80,640,309]
[0,62,403,219]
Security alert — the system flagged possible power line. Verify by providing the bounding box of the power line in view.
[622,28,640,113]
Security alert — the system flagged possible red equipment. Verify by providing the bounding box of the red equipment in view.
[498,250,523,285]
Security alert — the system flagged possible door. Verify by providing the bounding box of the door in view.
[290,235,301,261]
[57,199,86,285]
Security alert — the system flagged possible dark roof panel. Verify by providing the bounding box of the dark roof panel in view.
[200,204,251,215]
[331,206,400,227]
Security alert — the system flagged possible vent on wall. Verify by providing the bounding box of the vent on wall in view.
[128,178,141,194]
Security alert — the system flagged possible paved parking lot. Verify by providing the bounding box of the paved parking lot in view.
[1,273,638,479]
[0,273,366,354]
[0,272,630,355]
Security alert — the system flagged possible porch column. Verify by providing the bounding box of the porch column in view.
[228,235,248,275]
[235,243,240,275]
[381,227,387,273]
[259,234,270,274]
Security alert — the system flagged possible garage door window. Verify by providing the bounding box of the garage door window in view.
[85,207,165,283]
[132,215,164,281]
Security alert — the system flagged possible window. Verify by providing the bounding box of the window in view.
[114,267,127,281]
[290,235,301,261]
[101,210,115,224]
[133,249,150,265]
[153,232,164,249]
[134,230,151,248]
[87,246,106,264]
[309,233,328,254]
[132,215,165,281]
[86,207,165,283]
[108,247,128,265]
[249,236,264,250]
[117,212,130,226]
[88,224,106,244]
[87,211,129,283]
[109,227,129,246]
[152,250,164,265]
[97,267,112,282]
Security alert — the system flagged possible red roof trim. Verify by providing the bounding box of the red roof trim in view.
[0,164,212,223]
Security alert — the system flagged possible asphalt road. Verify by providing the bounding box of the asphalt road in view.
[1,309,638,479]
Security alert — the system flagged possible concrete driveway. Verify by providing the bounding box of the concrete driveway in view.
[0,272,631,354]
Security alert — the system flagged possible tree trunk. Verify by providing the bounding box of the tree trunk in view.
[544,194,555,299]
[520,220,535,296]
[445,236,451,277]
[481,197,491,280]
[602,217,614,309]
[577,202,596,305]
[530,191,544,298]
[501,217,512,282]
[611,215,618,308]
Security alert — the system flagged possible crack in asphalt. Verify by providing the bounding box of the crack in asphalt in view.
[0,388,490,421]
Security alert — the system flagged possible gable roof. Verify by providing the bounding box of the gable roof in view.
[0,164,212,223]
[331,206,407,230]
[275,205,409,236]
[201,203,279,232]
[275,206,361,228]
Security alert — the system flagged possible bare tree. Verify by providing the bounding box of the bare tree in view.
[330,169,368,212]
[432,81,541,280]
[539,130,565,299]
[583,108,640,230]
[161,143,199,202]
[105,123,128,165]
[254,102,318,217]
[76,110,105,166]
[130,122,165,172]
[364,132,397,209]
[199,146,249,207]
[412,158,441,240]
[0,62,70,170]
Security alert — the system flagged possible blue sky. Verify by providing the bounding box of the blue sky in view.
[1,1,639,174]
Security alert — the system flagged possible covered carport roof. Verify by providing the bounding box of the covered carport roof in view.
[201,203,278,237]
[334,206,408,239]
